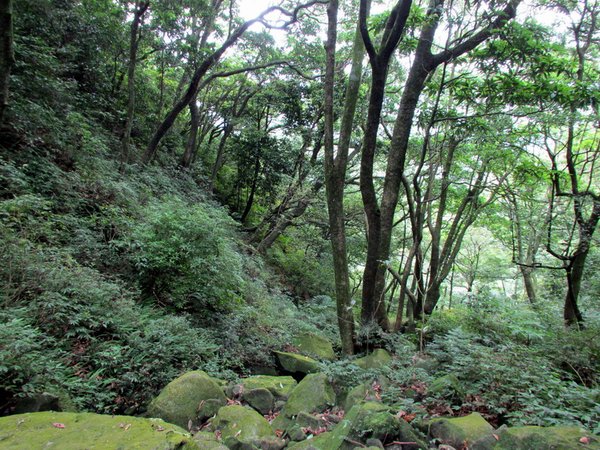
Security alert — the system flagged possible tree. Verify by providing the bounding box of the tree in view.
[356,0,520,329]
[0,0,14,126]
[142,1,326,164]
[120,1,150,166]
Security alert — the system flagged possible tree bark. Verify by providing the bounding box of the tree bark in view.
[120,1,149,166]
[0,0,15,126]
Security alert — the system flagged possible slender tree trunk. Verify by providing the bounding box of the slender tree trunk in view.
[240,152,261,224]
[520,266,537,305]
[211,123,234,183]
[564,251,587,326]
[0,0,15,126]
[120,1,149,166]
[323,0,358,355]
[180,93,199,168]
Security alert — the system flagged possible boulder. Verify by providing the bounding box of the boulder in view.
[344,383,381,411]
[271,373,336,432]
[301,402,427,450]
[428,412,494,449]
[241,375,298,400]
[274,351,320,375]
[492,425,600,450]
[243,388,275,415]
[147,370,227,429]
[354,349,392,370]
[210,405,281,450]
[193,431,229,449]
[0,411,199,449]
[293,332,336,361]
[428,374,464,402]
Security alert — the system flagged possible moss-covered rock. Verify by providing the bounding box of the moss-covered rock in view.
[293,402,427,450]
[0,411,199,449]
[492,425,600,450]
[354,349,392,370]
[293,333,336,361]
[243,388,275,415]
[192,431,229,449]
[274,351,320,374]
[281,374,336,418]
[428,374,464,402]
[210,405,279,449]
[241,375,298,400]
[344,383,381,411]
[428,412,493,448]
[271,373,336,433]
[147,370,227,429]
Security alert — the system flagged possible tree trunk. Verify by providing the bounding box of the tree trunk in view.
[564,252,587,327]
[520,265,537,305]
[180,92,200,168]
[0,0,14,126]
[120,1,149,166]
[323,0,359,355]
[240,152,261,224]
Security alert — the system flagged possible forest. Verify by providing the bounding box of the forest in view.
[0,0,599,448]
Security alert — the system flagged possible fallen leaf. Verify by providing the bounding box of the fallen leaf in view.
[275,429,284,438]
[52,423,65,429]
[493,434,500,441]
[580,437,591,444]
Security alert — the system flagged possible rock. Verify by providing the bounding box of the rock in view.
[0,411,199,449]
[243,388,275,415]
[287,423,307,441]
[241,375,298,400]
[344,383,381,411]
[413,355,440,373]
[296,411,325,430]
[354,349,392,370]
[147,370,227,429]
[428,412,494,449]
[274,351,320,375]
[211,405,277,450]
[193,431,229,449]
[365,438,385,448]
[428,374,464,402]
[293,332,337,361]
[13,392,60,413]
[271,373,335,432]
[303,402,428,450]
[492,425,600,450]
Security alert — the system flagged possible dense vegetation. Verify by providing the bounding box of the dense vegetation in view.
[0,0,598,440]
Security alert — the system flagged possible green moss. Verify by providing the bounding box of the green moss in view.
[0,411,199,449]
[274,351,320,374]
[283,373,336,418]
[428,412,493,448]
[192,431,229,450]
[293,333,336,361]
[147,370,227,429]
[241,375,298,399]
[210,405,276,449]
[354,349,392,370]
[493,426,600,450]
[243,388,274,414]
[344,384,381,411]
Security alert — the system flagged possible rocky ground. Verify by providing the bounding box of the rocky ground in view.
[0,333,597,450]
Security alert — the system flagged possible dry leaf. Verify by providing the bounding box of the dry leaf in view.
[493,433,500,441]
[52,423,65,429]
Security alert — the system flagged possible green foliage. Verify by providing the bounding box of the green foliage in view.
[129,197,244,312]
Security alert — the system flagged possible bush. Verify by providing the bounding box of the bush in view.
[128,197,245,313]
